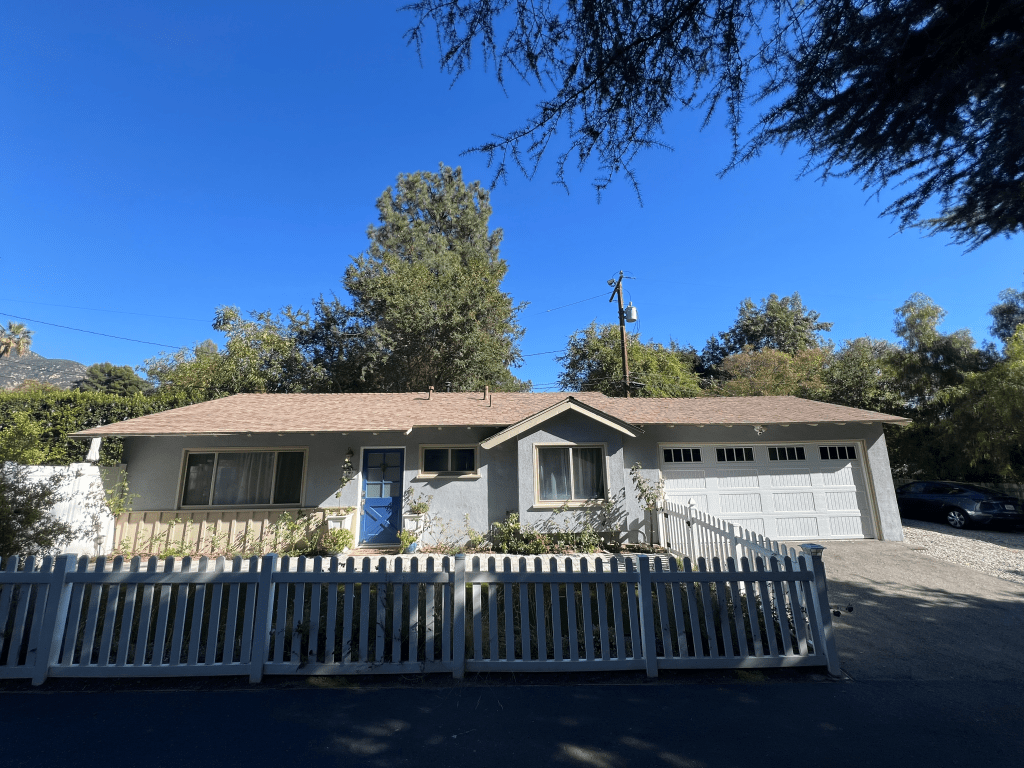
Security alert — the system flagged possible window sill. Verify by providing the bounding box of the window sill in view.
[531,499,607,510]
[414,473,480,481]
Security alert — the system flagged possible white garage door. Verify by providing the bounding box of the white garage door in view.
[660,442,876,540]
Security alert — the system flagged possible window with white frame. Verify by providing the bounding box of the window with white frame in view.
[537,445,606,502]
[180,450,305,507]
[819,445,857,461]
[768,446,806,461]
[662,447,703,464]
[419,446,478,476]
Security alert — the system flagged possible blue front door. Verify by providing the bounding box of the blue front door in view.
[360,449,403,545]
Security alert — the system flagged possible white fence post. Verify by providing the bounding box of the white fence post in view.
[249,553,278,684]
[31,554,76,685]
[636,555,658,678]
[452,554,466,679]
[801,544,840,676]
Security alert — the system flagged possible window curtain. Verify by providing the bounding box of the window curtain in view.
[572,447,605,499]
[213,452,275,505]
[538,447,571,501]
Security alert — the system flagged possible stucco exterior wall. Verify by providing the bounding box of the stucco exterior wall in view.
[511,411,639,541]
[118,416,903,546]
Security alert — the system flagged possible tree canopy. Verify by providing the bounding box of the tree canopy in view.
[309,165,527,392]
[557,322,701,397]
[144,308,309,398]
[989,275,1024,346]
[75,363,153,397]
[404,0,1023,247]
[701,292,832,369]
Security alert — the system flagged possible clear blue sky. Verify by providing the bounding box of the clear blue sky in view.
[3,2,1020,390]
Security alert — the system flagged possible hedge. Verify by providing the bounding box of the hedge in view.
[0,390,203,465]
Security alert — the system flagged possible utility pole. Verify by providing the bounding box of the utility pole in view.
[608,271,631,398]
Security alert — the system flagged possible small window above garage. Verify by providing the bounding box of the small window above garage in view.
[716,447,754,462]
[662,447,703,464]
[819,445,857,460]
[768,446,806,461]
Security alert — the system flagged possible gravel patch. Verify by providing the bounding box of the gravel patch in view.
[900,519,1024,585]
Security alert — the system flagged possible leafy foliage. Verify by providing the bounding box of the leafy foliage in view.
[0,389,197,465]
[324,165,527,392]
[702,293,832,370]
[989,276,1024,346]
[0,413,79,557]
[558,321,701,397]
[74,363,153,396]
[405,0,1023,247]
[145,307,310,397]
[0,321,33,358]
[715,348,829,399]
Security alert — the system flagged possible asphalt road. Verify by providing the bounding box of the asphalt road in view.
[3,540,1021,767]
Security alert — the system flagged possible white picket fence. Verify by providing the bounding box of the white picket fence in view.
[0,550,839,684]
[658,498,807,569]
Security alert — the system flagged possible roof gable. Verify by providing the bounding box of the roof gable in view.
[479,397,641,449]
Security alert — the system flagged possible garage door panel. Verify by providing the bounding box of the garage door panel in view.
[772,491,816,512]
[825,491,859,511]
[822,465,856,486]
[719,493,762,514]
[769,471,812,488]
[718,470,758,488]
[776,517,820,538]
[828,515,870,537]
[664,470,706,490]
[661,442,876,540]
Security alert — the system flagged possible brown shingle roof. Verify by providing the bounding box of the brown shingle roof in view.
[72,392,908,437]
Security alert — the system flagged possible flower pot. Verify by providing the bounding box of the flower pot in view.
[325,514,352,531]
[403,540,419,554]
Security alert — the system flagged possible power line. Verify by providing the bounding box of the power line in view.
[521,349,566,357]
[0,298,208,323]
[0,312,180,348]
[528,292,606,316]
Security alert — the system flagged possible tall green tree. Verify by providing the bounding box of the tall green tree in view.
[989,275,1024,347]
[715,348,829,399]
[314,165,527,392]
[74,363,153,397]
[557,322,702,397]
[824,338,904,414]
[890,293,994,410]
[145,307,310,398]
[701,293,832,369]
[405,0,1023,247]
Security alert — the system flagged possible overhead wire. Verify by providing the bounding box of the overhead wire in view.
[0,311,180,348]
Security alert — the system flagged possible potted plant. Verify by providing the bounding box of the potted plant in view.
[401,488,433,553]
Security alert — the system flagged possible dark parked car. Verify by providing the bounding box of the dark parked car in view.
[896,481,1024,529]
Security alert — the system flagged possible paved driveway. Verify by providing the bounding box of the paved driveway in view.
[820,539,1024,682]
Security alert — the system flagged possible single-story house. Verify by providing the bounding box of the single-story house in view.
[73,391,910,548]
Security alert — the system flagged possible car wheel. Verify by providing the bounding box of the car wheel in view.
[946,508,969,529]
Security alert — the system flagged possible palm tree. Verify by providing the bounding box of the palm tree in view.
[0,321,33,358]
